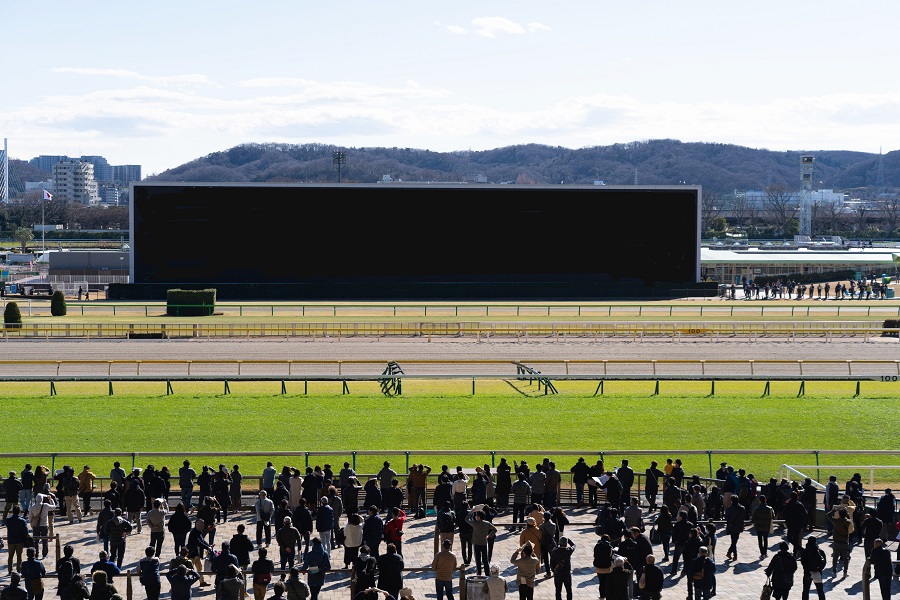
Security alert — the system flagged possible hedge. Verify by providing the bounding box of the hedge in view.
[51,290,67,316]
[166,289,216,317]
[4,302,22,328]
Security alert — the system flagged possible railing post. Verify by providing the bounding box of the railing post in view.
[815,450,820,484]
[405,451,410,474]
[51,454,56,478]
[490,451,495,468]
[305,452,310,469]
[55,534,61,563]
[126,571,133,600]
[131,453,136,471]
[352,451,357,471]
[459,565,467,600]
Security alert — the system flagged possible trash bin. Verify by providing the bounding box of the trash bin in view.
[887,288,895,299]
[466,575,489,600]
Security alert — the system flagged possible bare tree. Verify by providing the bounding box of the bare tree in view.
[879,195,900,235]
[823,199,847,234]
[701,191,722,236]
[729,194,758,232]
[762,184,798,236]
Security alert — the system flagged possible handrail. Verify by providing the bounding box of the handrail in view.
[1,320,898,340]
[5,298,900,319]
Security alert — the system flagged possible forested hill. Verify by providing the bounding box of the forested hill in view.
[150,139,899,195]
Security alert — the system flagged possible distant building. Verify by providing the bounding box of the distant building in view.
[743,188,846,208]
[81,155,113,182]
[29,155,70,174]
[112,164,141,185]
[52,160,100,205]
[25,180,55,192]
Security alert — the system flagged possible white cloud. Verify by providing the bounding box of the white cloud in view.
[51,67,215,87]
[440,17,551,38]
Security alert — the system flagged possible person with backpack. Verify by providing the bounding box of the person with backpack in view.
[724,498,747,562]
[435,502,456,554]
[284,568,310,600]
[56,545,81,600]
[549,537,574,600]
[20,547,45,600]
[687,546,715,600]
[751,496,775,560]
[102,509,133,569]
[799,536,826,600]
[765,542,797,600]
[138,547,161,600]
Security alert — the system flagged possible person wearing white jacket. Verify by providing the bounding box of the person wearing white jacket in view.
[28,493,57,559]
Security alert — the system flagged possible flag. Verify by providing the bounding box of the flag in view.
[43,190,53,201]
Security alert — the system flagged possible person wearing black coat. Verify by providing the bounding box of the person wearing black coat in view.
[592,536,613,599]
[643,462,664,510]
[670,512,694,574]
[616,461,634,511]
[167,504,193,555]
[605,558,632,600]
[724,501,747,561]
[352,547,378,592]
[765,542,797,600]
[871,539,894,600]
[375,544,403,600]
[641,556,664,600]
[601,475,623,511]
[799,536,826,600]
[362,508,384,557]
[549,538,575,600]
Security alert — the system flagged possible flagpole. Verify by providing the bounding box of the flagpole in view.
[42,192,46,253]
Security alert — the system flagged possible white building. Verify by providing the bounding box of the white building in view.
[52,160,100,205]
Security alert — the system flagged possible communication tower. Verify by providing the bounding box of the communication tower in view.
[799,155,814,236]
[1,138,8,203]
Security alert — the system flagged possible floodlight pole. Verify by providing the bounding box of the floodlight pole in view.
[332,150,346,183]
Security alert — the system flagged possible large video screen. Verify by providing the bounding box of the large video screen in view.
[131,183,700,295]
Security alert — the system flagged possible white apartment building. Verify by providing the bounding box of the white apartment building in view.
[52,160,100,205]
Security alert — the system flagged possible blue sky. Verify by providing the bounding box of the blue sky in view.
[3,1,900,176]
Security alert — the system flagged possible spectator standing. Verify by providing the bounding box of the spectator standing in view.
[166,564,200,600]
[256,491,275,548]
[641,555,663,600]
[284,568,310,600]
[3,471,23,522]
[431,539,457,600]
[20,547,45,600]
[138,547,161,600]
[688,547,715,600]
[799,536,826,600]
[871,539,894,600]
[316,497,335,553]
[19,465,34,514]
[549,537,574,600]
[6,505,29,574]
[77,467,96,516]
[250,548,275,600]
[301,538,330,600]
[376,544,404,600]
[510,543,539,600]
[146,499,166,557]
[101,509,132,569]
[751,496,774,560]
[262,463,277,499]
[765,542,797,600]
[229,524,255,571]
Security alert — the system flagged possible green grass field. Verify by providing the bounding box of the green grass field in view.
[3,380,899,485]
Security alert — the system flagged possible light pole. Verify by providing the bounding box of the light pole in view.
[332,150,346,183]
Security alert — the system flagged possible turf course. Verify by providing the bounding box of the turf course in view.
[3,380,899,484]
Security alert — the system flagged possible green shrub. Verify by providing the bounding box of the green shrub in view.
[166,289,216,316]
[4,302,22,328]
[50,290,67,316]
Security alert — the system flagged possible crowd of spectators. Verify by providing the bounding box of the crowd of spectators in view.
[1,457,898,600]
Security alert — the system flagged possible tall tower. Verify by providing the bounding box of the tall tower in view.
[1,138,8,203]
[799,155,814,236]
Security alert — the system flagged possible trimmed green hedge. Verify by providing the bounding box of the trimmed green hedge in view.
[51,290,67,316]
[166,289,216,317]
[4,301,22,328]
